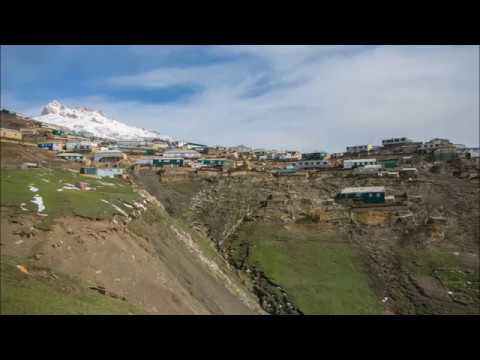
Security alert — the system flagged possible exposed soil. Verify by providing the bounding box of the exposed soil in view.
[0,203,262,314]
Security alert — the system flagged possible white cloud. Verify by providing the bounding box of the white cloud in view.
[107,61,258,93]
[10,45,479,152]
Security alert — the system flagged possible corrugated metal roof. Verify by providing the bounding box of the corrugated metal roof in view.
[340,186,385,194]
[95,150,124,156]
[57,153,83,157]
[164,149,200,154]
[343,159,377,162]
[154,157,184,161]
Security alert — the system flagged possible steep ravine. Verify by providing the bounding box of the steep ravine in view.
[133,171,305,314]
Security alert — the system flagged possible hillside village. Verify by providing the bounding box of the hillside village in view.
[1,105,479,315]
[2,107,479,194]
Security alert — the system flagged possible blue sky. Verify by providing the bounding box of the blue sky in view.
[1,45,478,152]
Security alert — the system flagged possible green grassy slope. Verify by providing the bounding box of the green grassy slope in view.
[396,247,479,314]
[236,223,383,314]
[1,168,142,228]
[1,257,143,315]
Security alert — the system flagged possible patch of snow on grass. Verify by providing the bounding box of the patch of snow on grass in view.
[40,178,50,183]
[29,185,39,192]
[62,185,80,191]
[31,194,45,212]
[20,203,28,211]
[101,199,128,217]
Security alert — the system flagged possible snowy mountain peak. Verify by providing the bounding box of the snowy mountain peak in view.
[35,101,172,141]
[41,100,64,115]
[42,101,104,118]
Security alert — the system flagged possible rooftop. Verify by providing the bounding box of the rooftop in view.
[340,186,385,194]
[164,149,200,154]
[427,138,450,142]
[344,158,377,162]
[56,153,84,157]
[94,150,125,157]
[186,142,207,146]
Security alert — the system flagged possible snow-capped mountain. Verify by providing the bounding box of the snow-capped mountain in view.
[34,100,171,141]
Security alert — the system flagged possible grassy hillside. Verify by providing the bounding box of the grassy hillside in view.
[1,256,143,315]
[1,168,142,228]
[394,247,480,314]
[236,223,383,314]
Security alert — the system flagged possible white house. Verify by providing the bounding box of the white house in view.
[382,137,413,146]
[96,168,124,178]
[56,152,85,161]
[38,142,64,151]
[65,141,97,152]
[163,149,201,159]
[467,148,480,158]
[346,144,373,153]
[343,159,377,169]
[420,138,453,151]
[292,160,329,170]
